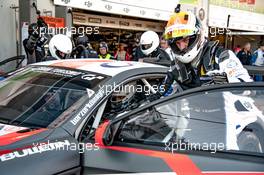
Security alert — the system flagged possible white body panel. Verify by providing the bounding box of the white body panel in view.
[33,59,165,77]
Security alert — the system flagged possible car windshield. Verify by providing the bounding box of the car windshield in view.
[0,66,107,128]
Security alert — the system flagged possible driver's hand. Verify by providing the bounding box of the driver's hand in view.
[205,70,228,84]
[206,70,224,76]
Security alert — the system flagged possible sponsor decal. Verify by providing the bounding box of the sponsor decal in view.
[226,60,238,68]
[227,69,236,77]
[87,89,95,98]
[81,74,104,81]
[50,68,82,77]
[0,140,71,162]
[31,67,52,72]
[242,101,253,110]
[70,90,104,125]
[40,16,65,28]
[100,62,133,68]
[31,67,82,77]
[86,89,104,108]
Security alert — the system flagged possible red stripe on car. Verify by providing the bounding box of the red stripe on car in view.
[100,146,264,175]
[101,146,201,174]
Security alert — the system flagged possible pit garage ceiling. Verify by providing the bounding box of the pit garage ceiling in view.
[54,0,179,21]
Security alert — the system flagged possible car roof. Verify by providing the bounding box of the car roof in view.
[33,59,167,76]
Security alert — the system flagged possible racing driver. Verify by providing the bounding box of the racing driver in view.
[151,6,252,100]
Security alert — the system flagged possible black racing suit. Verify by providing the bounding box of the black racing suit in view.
[142,47,172,67]
[160,40,251,94]
[74,45,98,58]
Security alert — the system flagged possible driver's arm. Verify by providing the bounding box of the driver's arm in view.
[217,50,253,83]
[148,60,188,101]
[159,70,176,95]
[148,68,177,102]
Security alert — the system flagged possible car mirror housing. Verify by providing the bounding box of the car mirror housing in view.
[95,120,114,146]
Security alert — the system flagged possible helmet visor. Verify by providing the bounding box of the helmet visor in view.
[55,49,70,59]
[169,34,199,55]
[141,43,153,50]
[164,28,194,40]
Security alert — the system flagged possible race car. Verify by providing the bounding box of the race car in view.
[0,59,263,175]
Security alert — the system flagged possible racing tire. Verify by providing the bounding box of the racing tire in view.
[237,131,263,153]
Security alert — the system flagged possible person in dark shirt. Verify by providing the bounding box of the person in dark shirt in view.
[132,38,145,61]
[73,35,98,58]
[237,42,252,65]
[139,31,171,67]
[23,23,49,64]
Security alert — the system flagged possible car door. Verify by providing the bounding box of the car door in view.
[82,83,264,174]
[77,75,166,172]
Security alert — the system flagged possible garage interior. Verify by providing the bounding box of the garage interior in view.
[72,9,166,55]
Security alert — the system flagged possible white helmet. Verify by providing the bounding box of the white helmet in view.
[49,34,73,59]
[140,31,160,56]
[164,11,205,63]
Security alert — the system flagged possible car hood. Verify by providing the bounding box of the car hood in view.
[0,124,80,175]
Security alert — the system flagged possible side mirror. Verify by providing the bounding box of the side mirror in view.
[95,121,115,146]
